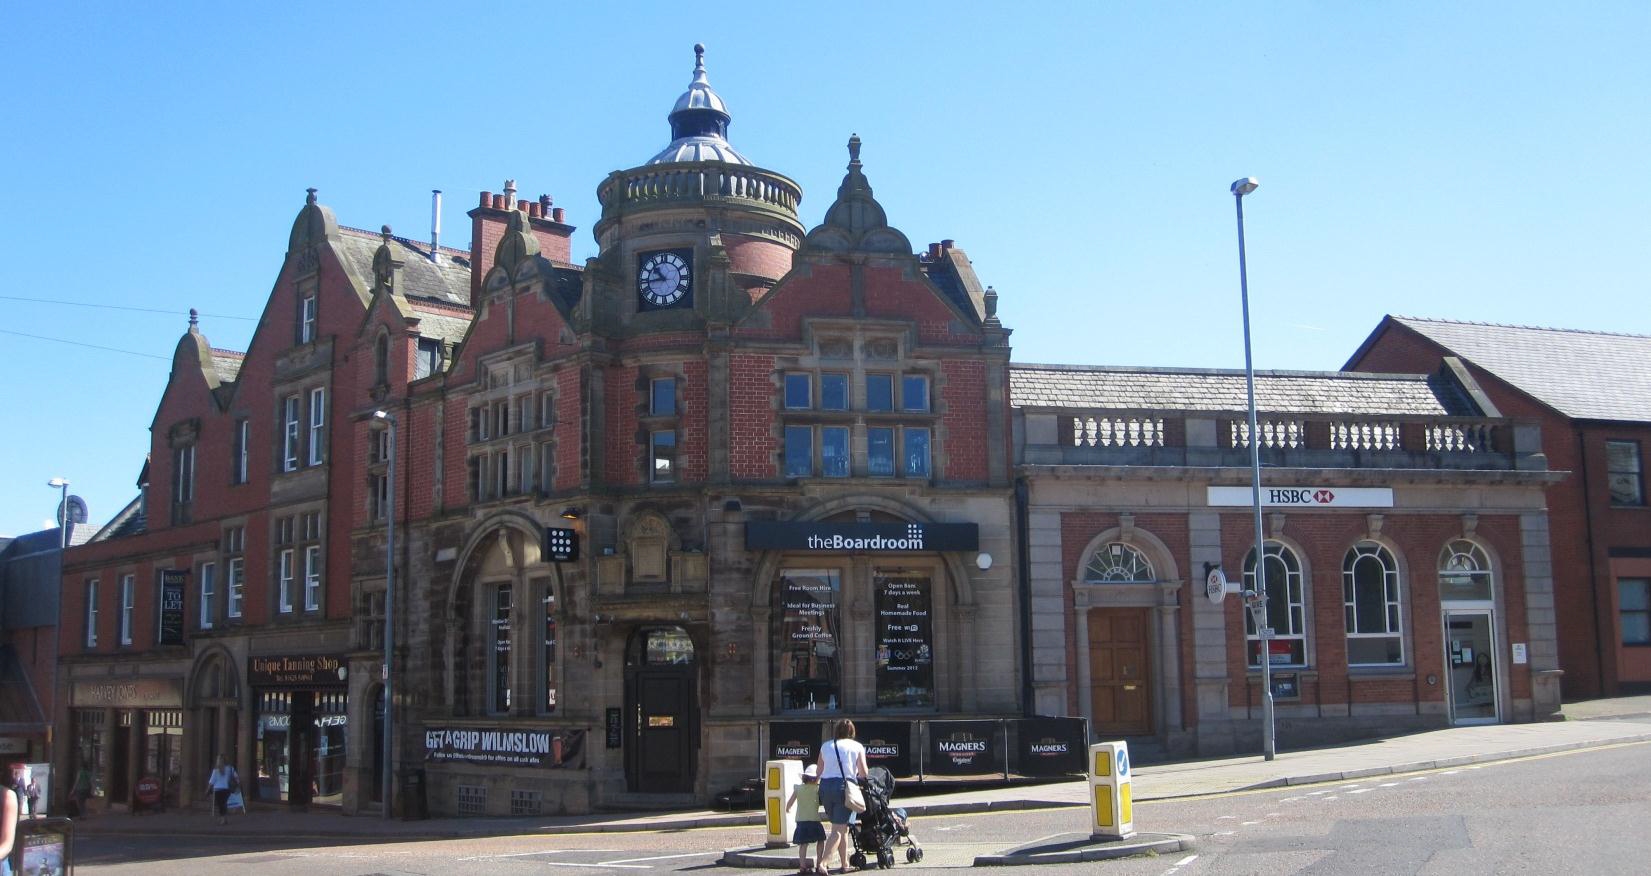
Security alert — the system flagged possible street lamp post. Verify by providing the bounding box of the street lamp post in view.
[373,411,398,817]
[1231,177,1276,762]
[48,478,70,548]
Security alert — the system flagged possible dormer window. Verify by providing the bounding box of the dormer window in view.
[299,293,317,344]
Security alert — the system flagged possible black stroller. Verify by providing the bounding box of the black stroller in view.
[847,767,924,869]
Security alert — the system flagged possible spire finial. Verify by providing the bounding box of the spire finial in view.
[848,134,861,165]
[381,224,393,241]
[694,43,705,67]
[188,308,199,328]
[305,187,317,205]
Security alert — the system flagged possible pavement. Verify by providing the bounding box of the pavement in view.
[66,694,1651,843]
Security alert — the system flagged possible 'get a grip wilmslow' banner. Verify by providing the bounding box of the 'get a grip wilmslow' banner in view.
[424,727,586,769]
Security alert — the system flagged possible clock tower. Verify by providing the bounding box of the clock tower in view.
[592,45,805,330]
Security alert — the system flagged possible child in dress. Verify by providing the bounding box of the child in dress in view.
[787,763,827,875]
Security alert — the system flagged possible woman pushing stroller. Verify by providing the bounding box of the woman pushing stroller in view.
[816,719,869,874]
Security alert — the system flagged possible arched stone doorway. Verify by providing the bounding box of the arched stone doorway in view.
[188,648,241,808]
[623,625,697,793]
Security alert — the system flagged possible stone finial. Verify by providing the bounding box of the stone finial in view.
[694,42,705,66]
[305,187,318,205]
[381,224,393,241]
[984,285,999,320]
[848,133,861,164]
[188,308,198,328]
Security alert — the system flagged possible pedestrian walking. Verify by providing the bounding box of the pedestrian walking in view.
[816,720,869,874]
[70,764,92,819]
[0,765,20,876]
[206,755,239,826]
[787,764,827,874]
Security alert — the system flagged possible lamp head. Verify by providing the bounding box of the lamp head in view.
[372,410,396,424]
[1231,177,1259,197]
[48,477,70,488]
[560,507,581,520]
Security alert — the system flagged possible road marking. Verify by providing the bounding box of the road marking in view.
[601,852,712,865]
[1022,832,1069,846]
[1379,782,1400,787]
[457,849,622,861]
[1241,820,1260,825]
[1280,796,1303,803]
[536,863,649,870]
[1308,790,1332,796]
[1175,855,1199,866]
[1409,776,1429,782]
[1323,795,1338,800]
[1217,815,1236,820]
[1215,830,1236,836]
[1442,770,1460,775]
[1348,788,1373,794]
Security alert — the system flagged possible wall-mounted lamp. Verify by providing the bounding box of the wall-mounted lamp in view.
[722,498,743,512]
[560,507,581,520]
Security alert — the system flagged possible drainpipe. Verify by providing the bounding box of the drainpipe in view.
[1576,426,1608,697]
[1015,477,1034,718]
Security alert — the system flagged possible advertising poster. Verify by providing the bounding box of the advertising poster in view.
[856,721,915,778]
[925,720,1002,776]
[18,763,50,817]
[777,570,840,711]
[158,569,187,646]
[767,721,824,764]
[1010,718,1086,777]
[424,727,586,769]
[19,820,69,876]
[874,571,933,708]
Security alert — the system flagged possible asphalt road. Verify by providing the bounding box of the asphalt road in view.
[74,740,1651,875]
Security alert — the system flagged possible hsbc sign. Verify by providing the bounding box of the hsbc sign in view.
[1207,486,1393,508]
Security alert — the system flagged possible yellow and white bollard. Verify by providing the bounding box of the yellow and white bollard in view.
[1089,741,1135,840]
[764,759,803,849]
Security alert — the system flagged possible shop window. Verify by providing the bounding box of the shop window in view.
[875,570,935,709]
[868,427,895,476]
[651,377,678,416]
[820,373,849,411]
[1343,542,1404,666]
[866,374,894,412]
[142,709,183,809]
[1606,440,1644,506]
[1084,542,1154,583]
[85,578,99,648]
[491,584,513,714]
[784,373,812,409]
[1243,542,1307,667]
[119,573,134,645]
[1620,578,1651,646]
[784,426,813,478]
[73,710,106,799]
[1439,540,1494,602]
[651,431,677,483]
[776,569,841,711]
[903,428,931,477]
[542,583,558,713]
[199,562,216,630]
[901,375,930,412]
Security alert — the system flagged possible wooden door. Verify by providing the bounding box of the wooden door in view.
[629,669,696,793]
[1088,609,1153,736]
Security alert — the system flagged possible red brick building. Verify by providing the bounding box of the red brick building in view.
[1349,316,1651,698]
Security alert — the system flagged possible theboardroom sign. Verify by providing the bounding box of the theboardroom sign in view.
[745,521,979,553]
[1207,486,1393,509]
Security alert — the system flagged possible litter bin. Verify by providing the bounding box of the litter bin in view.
[399,768,428,820]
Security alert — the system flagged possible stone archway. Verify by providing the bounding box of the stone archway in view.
[186,646,242,808]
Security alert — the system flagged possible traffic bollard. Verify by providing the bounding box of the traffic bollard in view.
[764,759,803,849]
[1089,741,1135,840]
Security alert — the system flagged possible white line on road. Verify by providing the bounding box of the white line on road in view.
[1217,814,1236,820]
[1175,855,1199,866]
[1241,820,1260,825]
[602,852,714,865]
[535,863,650,870]
[1349,788,1373,794]
[1215,830,1235,836]
[1380,782,1400,787]
[457,849,622,861]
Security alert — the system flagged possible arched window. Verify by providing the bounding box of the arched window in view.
[1084,542,1154,583]
[1343,542,1403,666]
[1244,542,1306,667]
[1439,539,1494,602]
[374,334,390,386]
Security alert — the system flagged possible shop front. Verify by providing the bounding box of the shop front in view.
[247,653,349,807]
[65,675,187,812]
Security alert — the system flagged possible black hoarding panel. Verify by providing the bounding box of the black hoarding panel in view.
[856,721,916,778]
[158,570,186,646]
[768,721,825,764]
[925,720,1002,776]
[1011,717,1088,776]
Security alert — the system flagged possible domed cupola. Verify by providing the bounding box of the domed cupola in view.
[648,44,752,166]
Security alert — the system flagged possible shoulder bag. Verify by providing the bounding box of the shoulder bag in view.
[833,741,867,813]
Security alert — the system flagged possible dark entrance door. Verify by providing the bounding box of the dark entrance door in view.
[110,716,131,804]
[624,627,697,793]
[1088,608,1153,737]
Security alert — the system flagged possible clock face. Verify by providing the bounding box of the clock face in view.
[637,250,692,309]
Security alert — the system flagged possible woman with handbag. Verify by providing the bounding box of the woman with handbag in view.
[0,766,19,876]
[206,756,239,826]
[815,719,868,874]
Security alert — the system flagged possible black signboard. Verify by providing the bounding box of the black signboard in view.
[158,569,187,646]
[544,527,579,562]
[857,721,916,778]
[768,721,824,763]
[745,521,979,552]
[424,726,586,768]
[875,572,933,708]
[925,720,1002,776]
[606,708,623,749]
[1010,717,1087,777]
[248,654,348,688]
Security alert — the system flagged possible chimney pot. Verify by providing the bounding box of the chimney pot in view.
[479,191,493,208]
[492,194,506,210]
[941,239,954,249]
[517,199,529,212]
[529,202,542,218]
[926,243,941,259]
[552,207,566,223]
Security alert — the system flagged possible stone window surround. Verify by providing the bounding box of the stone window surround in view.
[270,505,324,620]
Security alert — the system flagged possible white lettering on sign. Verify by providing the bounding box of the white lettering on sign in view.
[1207,486,1393,508]
[937,739,988,753]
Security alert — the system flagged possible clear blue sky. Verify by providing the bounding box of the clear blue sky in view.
[3,2,1647,536]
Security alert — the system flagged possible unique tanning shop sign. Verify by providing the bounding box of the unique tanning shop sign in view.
[745,522,979,552]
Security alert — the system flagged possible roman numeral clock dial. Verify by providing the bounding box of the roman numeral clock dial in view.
[637,249,692,310]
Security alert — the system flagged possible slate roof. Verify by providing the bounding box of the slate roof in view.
[91,494,146,542]
[211,348,244,383]
[1376,317,1651,423]
[337,227,473,307]
[1010,364,1476,417]
[0,524,95,558]
[410,306,472,347]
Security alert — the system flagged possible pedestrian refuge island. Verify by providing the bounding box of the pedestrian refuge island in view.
[1089,741,1135,840]
[765,759,803,848]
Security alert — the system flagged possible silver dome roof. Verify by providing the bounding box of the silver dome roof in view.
[672,44,728,117]
[647,44,751,166]
[649,135,752,166]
